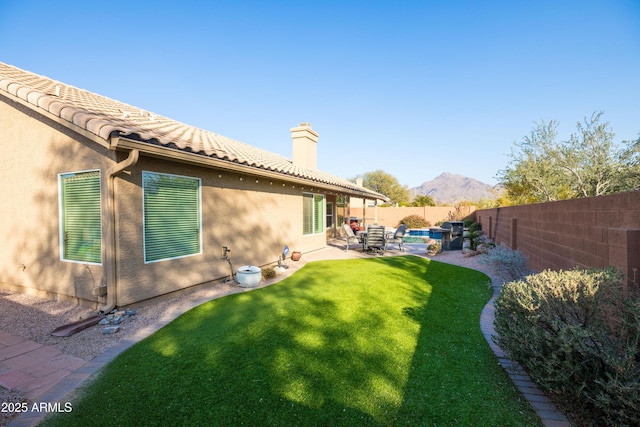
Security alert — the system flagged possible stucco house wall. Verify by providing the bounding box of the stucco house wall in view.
[0,97,112,306]
[0,62,383,309]
[112,156,329,306]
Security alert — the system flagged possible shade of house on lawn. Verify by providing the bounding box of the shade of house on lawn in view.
[0,62,386,310]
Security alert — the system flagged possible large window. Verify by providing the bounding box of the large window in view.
[143,171,202,263]
[303,193,324,235]
[59,170,102,264]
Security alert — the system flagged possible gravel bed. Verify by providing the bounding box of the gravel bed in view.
[1,291,169,361]
[0,249,506,426]
[0,280,243,426]
[431,250,510,285]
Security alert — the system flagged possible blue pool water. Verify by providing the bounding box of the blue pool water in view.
[408,229,442,239]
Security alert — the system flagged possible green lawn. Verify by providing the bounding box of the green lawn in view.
[44,256,541,426]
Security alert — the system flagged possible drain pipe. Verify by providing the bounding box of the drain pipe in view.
[100,147,139,313]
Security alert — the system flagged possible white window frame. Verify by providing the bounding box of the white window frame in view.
[326,201,334,229]
[58,169,102,265]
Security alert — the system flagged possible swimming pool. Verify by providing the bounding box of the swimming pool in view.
[408,229,442,239]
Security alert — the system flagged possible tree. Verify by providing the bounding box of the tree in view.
[498,112,638,203]
[411,194,436,207]
[498,119,571,203]
[560,112,620,197]
[353,170,409,205]
[616,135,640,192]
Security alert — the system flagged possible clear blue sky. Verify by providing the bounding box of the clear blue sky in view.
[1,0,639,187]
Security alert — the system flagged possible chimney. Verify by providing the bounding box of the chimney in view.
[291,122,318,170]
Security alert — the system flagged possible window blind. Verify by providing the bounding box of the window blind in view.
[303,193,325,235]
[60,171,102,263]
[143,172,201,262]
[303,193,313,235]
[313,194,324,234]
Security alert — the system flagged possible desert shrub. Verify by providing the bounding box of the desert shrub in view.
[446,205,466,221]
[261,267,276,279]
[481,244,531,281]
[494,268,640,426]
[398,214,430,229]
[427,240,441,255]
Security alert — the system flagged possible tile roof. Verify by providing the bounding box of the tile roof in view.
[0,62,385,200]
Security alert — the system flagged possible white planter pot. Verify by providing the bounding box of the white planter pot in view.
[236,265,262,287]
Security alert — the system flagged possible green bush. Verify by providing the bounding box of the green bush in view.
[398,214,430,229]
[468,221,482,232]
[466,222,483,250]
[494,268,640,426]
[481,244,531,281]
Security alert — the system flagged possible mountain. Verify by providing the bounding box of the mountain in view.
[410,173,497,204]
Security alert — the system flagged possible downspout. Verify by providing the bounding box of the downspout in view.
[100,147,139,313]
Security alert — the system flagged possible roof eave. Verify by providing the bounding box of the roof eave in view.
[112,135,387,201]
[0,90,111,150]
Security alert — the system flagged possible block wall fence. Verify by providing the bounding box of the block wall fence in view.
[349,205,476,228]
[475,190,640,288]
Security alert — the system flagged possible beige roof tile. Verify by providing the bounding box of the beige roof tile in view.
[0,62,385,200]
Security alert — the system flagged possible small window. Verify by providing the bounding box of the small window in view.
[326,202,334,228]
[303,193,324,235]
[59,170,102,264]
[143,171,202,263]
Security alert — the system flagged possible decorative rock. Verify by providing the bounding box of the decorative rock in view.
[92,307,138,332]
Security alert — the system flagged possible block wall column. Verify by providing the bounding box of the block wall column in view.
[608,228,640,291]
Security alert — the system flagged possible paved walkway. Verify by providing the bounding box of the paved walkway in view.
[3,243,570,426]
[0,332,86,400]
